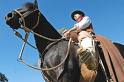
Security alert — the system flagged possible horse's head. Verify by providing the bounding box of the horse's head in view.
[5,2,39,30]
[5,1,62,55]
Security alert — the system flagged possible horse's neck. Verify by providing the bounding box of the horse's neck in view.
[35,13,62,38]
[33,14,62,54]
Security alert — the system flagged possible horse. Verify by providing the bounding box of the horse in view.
[5,2,81,82]
[5,1,124,82]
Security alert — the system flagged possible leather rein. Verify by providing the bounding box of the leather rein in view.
[12,8,72,71]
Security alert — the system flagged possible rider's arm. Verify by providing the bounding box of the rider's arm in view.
[77,16,91,30]
[68,26,77,33]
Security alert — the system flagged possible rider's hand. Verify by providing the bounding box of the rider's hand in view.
[66,30,71,34]
[63,30,70,38]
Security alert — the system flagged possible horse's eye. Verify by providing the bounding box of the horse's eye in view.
[7,12,13,17]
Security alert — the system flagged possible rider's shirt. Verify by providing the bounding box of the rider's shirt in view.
[74,16,91,31]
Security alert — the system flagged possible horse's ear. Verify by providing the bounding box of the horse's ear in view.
[34,0,38,9]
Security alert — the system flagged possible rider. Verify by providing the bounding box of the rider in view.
[64,10,98,82]
[65,10,95,50]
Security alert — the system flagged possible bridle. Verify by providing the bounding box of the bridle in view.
[14,8,61,42]
[12,7,71,72]
[14,8,40,31]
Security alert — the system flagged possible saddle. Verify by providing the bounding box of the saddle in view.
[95,35,124,82]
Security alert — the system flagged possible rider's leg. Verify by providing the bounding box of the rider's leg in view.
[77,31,98,82]
[78,31,94,50]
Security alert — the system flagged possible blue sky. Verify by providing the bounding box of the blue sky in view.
[0,0,124,82]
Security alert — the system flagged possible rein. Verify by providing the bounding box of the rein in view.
[13,8,71,71]
[19,38,72,71]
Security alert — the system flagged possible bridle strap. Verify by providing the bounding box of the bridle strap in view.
[18,38,72,71]
[14,9,26,27]
[14,9,40,31]
[13,29,37,49]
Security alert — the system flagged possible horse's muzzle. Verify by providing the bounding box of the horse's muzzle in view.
[5,12,20,29]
